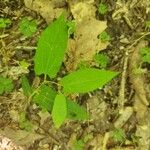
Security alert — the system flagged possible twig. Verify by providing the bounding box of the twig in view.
[118,51,129,110]
[16,46,37,51]
[102,132,110,150]
[118,32,150,110]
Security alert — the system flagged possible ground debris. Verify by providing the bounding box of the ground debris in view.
[129,40,150,150]
[0,127,44,149]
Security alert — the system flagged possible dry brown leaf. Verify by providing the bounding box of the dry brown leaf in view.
[65,1,108,71]
[66,18,108,71]
[0,135,24,150]
[68,0,95,22]
[24,0,66,23]
[0,127,44,148]
[136,124,150,150]
[114,107,133,128]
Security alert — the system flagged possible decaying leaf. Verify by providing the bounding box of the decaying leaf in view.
[136,124,150,150]
[24,0,66,23]
[0,127,44,149]
[66,18,108,71]
[67,0,95,22]
[65,1,108,71]
[0,135,24,150]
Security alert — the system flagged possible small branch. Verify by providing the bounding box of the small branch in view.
[118,51,129,110]
[102,132,110,150]
[118,32,150,110]
[16,46,37,51]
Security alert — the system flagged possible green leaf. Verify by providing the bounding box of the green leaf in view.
[21,76,33,97]
[99,31,111,42]
[33,85,57,112]
[34,14,68,78]
[140,47,150,63]
[52,93,67,128]
[145,21,150,28]
[78,61,90,70]
[19,112,33,131]
[19,17,37,37]
[94,53,109,68]
[67,20,76,36]
[0,76,13,95]
[60,68,119,94]
[67,99,88,120]
[111,128,126,142]
[73,139,85,150]
[98,3,108,15]
[0,18,11,28]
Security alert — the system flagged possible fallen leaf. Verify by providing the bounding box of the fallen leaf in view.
[0,127,44,148]
[24,0,66,23]
[64,1,108,71]
[66,18,108,71]
[0,135,24,150]
[68,0,95,22]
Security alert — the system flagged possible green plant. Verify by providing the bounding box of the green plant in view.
[73,139,85,150]
[132,67,146,75]
[22,14,119,128]
[78,61,90,69]
[99,31,111,42]
[145,21,150,28]
[98,3,108,15]
[19,17,37,37]
[19,60,30,70]
[67,20,76,36]
[21,75,33,97]
[0,18,11,28]
[73,134,93,150]
[0,76,14,94]
[19,112,33,131]
[140,47,150,63]
[94,53,109,68]
[111,128,126,143]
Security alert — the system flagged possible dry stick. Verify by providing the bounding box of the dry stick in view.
[102,132,110,150]
[16,46,37,51]
[118,51,128,111]
[118,32,150,111]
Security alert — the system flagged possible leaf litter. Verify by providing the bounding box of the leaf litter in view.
[0,0,150,149]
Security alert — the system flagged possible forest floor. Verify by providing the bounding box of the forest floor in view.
[0,0,150,150]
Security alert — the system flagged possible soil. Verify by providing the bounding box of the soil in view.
[0,0,150,150]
